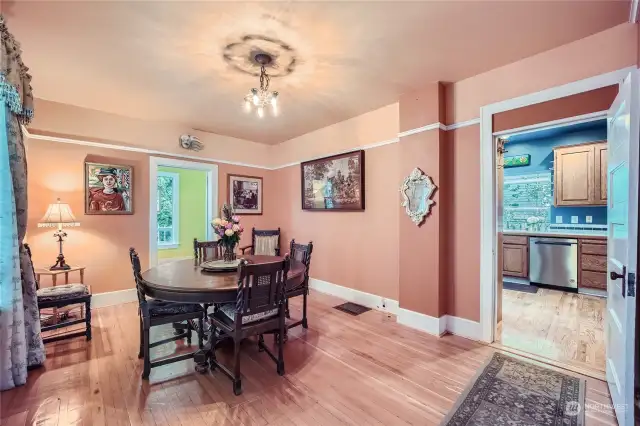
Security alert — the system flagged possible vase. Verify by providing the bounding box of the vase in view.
[222,243,236,263]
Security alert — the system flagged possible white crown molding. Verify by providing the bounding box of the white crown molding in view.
[493,110,607,137]
[22,127,272,170]
[397,122,446,138]
[445,118,481,131]
[630,0,639,23]
[24,118,484,172]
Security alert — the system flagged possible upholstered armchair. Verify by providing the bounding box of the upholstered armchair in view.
[240,228,281,256]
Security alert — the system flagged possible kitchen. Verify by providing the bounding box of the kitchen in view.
[497,118,608,379]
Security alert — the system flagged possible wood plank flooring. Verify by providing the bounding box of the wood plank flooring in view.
[497,287,606,380]
[1,291,617,425]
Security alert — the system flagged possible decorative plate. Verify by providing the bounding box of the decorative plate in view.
[200,259,241,272]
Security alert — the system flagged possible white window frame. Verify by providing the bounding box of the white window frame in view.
[157,171,180,249]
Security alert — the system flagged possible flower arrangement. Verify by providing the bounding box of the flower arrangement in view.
[212,204,244,262]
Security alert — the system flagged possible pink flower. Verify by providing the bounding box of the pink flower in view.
[226,223,233,229]
[232,215,240,223]
[239,225,244,232]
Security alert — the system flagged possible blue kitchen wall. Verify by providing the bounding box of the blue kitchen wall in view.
[504,121,607,225]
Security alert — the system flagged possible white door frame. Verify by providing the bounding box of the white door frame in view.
[149,156,218,268]
[479,66,636,343]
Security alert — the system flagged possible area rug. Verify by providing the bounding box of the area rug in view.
[441,352,585,426]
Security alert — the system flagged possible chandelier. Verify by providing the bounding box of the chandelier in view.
[243,53,279,118]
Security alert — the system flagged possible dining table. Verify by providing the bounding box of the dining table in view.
[140,255,306,372]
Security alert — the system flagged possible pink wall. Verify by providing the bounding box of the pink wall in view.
[273,144,400,301]
[445,23,637,124]
[31,99,273,168]
[26,138,276,294]
[272,103,399,167]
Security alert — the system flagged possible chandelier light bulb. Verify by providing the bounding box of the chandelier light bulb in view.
[242,61,279,118]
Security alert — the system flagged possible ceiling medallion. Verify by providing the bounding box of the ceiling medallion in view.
[243,53,279,118]
[223,34,297,77]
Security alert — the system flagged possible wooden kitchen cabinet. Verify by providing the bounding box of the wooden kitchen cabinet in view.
[578,238,608,291]
[502,242,528,278]
[554,141,607,206]
[594,143,608,205]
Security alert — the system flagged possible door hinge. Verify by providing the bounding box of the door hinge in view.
[628,272,636,297]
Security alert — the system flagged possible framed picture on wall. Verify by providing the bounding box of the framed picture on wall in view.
[228,174,263,215]
[85,162,133,215]
[301,150,365,211]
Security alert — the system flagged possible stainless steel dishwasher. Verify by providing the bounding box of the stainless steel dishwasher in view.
[529,237,578,289]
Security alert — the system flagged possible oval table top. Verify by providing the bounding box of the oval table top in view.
[140,255,306,304]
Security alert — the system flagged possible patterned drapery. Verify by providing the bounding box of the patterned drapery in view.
[0,14,45,391]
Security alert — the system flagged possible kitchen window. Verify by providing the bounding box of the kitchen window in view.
[157,171,179,248]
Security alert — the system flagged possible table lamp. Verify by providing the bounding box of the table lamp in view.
[38,198,80,270]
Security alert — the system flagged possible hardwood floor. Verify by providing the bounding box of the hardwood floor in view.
[2,291,617,425]
[496,287,606,380]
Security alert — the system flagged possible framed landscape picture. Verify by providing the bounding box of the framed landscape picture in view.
[301,150,365,211]
[85,162,133,215]
[228,174,263,215]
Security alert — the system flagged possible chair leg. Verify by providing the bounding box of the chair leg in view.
[285,299,291,319]
[186,321,193,346]
[258,334,265,352]
[277,313,285,376]
[302,292,308,329]
[197,316,204,349]
[232,339,242,395]
[85,299,92,341]
[209,324,218,371]
[138,316,144,359]
[142,323,151,380]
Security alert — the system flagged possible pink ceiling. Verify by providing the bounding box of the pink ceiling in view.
[5,1,628,144]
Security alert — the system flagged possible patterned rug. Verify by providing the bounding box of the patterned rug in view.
[441,352,585,426]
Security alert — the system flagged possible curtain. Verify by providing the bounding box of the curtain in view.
[0,15,45,391]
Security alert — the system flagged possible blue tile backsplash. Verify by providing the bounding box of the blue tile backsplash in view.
[503,121,608,231]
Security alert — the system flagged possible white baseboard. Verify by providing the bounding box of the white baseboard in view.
[92,288,137,308]
[444,315,482,341]
[397,308,446,337]
[309,277,482,340]
[309,278,400,316]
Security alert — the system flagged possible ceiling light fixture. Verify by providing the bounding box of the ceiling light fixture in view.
[243,53,279,118]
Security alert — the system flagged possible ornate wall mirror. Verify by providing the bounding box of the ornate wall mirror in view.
[400,168,436,226]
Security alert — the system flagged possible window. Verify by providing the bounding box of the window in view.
[157,171,179,248]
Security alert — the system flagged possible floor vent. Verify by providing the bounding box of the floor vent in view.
[333,302,371,316]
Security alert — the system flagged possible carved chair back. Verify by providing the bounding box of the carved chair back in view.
[289,239,313,283]
[128,248,146,306]
[252,228,281,256]
[233,255,290,326]
[194,239,222,261]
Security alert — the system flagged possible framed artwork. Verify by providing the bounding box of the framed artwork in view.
[301,150,365,211]
[228,174,263,215]
[85,162,133,215]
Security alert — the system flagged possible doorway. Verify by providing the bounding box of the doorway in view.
[494,117,609,379]
[478,67,639,425]
[148,157,218,267]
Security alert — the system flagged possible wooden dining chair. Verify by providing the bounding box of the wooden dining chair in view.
[208,255,290,395]
[194,239,222,261]
[129,248,206,379]
[240,228,281,256]
[285,239,314,331]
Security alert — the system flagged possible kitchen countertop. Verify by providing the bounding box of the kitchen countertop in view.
[503,230,607,239]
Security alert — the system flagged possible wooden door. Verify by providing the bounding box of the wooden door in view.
[554,144,595,206]
[605,70,638,426]
[594,142,608,205]
[502,244,528,278]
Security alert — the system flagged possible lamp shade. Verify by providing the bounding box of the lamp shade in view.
[38,198,80,228]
